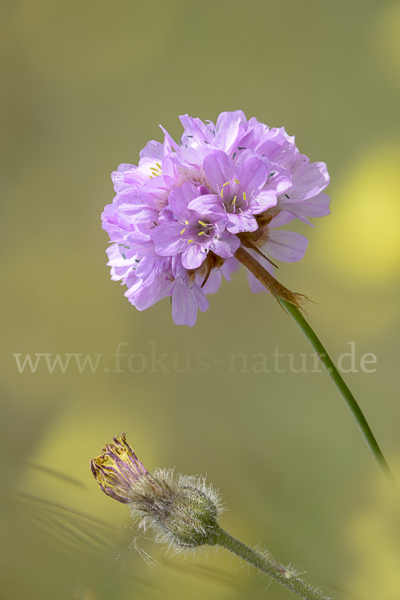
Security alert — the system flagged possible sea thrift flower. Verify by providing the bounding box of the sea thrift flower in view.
[102,111,330,326]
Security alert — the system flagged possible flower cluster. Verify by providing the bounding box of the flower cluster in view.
[102,111,330,326]
[91,434,222,549]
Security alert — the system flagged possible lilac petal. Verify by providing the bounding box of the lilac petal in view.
[125,230,152,247]
[256,128,296,165]
[102,205,135,241]
[203,151,235,189]
[215,111,246,153]
[143,176,174,207]
[237,157,268,194]
[158,206,175,224]
[106,243,137,267]
[250,190,278,213]
[169,147,205,170]
[135,256,158,281]
[112,168,147,192]
[110,265,133,281]
[216,110,246,129]
[124,269,142,289]
[268,211,297,228]
[267,172,292,195]
[280,192,331,224]
[192,284,210,312]
[160,155,179,180]
[159,125,180,151]
[181,244,207,269]
[168,182,199,221]
[151,223,188,256]
[179,114,215,146]
[115,163,136,173]
[172,283,209,327]
[220,257,241,282]
[226,212,258,234]
[265,230,308,262]
[198,185,211,195]
[289,162,330,200]
[201,270,222,294]
[210,232,241,258]
[141,249,171,277]
[247,271,267,293]
[111,164,137,192]
[188,193,224,216]
[118,201,159,224]
[130,275,174,310]
[139,141,164,160]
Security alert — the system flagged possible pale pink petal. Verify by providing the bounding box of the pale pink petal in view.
[203,151,235,189]
[289,162,330,200]
[139,141,164,160]
[265,230,308,262]
[182,244,207,269]
[226,212,258,234]
[220,257,241,281]
[201,270,222,294]
[237,157,268,193]
[210,232,240,258]
[172,283,209,327]
[129,276,174,310]
[280,192,331,224]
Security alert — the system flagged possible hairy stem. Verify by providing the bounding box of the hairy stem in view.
[214,526,332,600]
[234,246,397,488]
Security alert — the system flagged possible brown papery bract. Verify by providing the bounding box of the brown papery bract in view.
[234,246,309,311]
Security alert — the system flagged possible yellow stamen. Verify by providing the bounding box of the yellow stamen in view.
[180,228,186,234]
[198,231,205,236]
[188,239,193,243]
[243,192,247,201]
[184,220,189,225]
[222,181,230,187]
[234,178,240,184]
[198,220,207,227]
[156,162,162,169]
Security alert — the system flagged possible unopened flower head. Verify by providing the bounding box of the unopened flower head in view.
[91,435,332,599]
[90,434,222,549]
[102,111,330,326]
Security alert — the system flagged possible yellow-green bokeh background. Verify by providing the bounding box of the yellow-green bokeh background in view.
[2,1,400,599]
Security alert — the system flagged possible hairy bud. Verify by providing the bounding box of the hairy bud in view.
[91,434,222,549]
[91,434,332,600]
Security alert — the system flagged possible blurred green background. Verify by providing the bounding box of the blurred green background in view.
[2,0,400,599]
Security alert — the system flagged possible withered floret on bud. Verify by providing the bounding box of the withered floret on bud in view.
[91,434,222,549]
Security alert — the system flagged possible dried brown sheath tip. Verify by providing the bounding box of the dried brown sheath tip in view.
[234,246,309,310]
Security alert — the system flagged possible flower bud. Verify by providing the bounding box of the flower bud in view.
[91,434,222,549]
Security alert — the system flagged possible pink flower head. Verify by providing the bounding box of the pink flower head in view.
[151,182,240,269]
[102,112,330,326]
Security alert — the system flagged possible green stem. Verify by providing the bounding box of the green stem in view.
[277,297,396,487]
[214,526,332,600]
[234,247,396,488]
